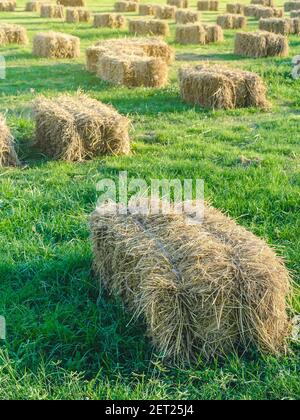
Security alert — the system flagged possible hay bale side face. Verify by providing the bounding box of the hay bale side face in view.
[91,201,291,362]
[253,6,284,19]
[197,0,218,11]
[0,24,28,45]
[40,4,65,18]
[32,94,130,161]
[0,115,20,167]
[93,13,126,29]
[33,32,80,58]
[0,0,15,11]
[176,23,207,45]
[58,0,85,6]
[129,19,170,36]
[66,8,91,23]
[234,31,289,58]
[139,4,158,15]
[175,9,199,24]
[226,3,244,14]
[204,24,224,43]
[25,1,41,12]
[114,1,138,13]
[285,2,300,12]
[217,14,247,29]
[291,10,300,17]
[167,0,188,8]
[259,18,292,35]
[251,0,274,6]
[155,5,177,20]
[291,17,300,34]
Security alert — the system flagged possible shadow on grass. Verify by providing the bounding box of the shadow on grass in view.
[176,52,248,62]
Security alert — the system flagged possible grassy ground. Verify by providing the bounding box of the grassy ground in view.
[0,0,299,400]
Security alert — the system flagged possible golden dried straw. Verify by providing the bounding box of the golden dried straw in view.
[217,14,247,30]
[25,1,41,12]
[234,31,289,58]
[175,9,199,24]
[0,23,28,45]
[57,0,85,6]
[167,0,188,8]
[139,4,159,15]
[66,7,91,23]
[197,0,219,11]
[155,5,177,20]
[93,13,126,28]
[114,1,138,13]
[32,31,80,58]
[259,17,300,35]
[226,3,244,14]
[128,19,170,36]
[40,4,65,18]
[0,114,20,167]
[176,23,223,45]
[251,0,274,6]
[0,0,16,11]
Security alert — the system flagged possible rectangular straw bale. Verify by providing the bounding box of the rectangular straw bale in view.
[93,13,126,28]
[204,24,224,43]
[40,4,65,18]
[0,114,20,167]
[175,9,199,24]
[139,4,159,15]
[25,1,41,12]
[226,3,245,14]
[234,31,289,58]
[176,23,207,44]
[0,23,28,45]
[57,0,85,6]
[167,0,188,8]
[291,17,300,33]
[259,17,292,35]
[32,93,130,161]
[197,0,219,11]
[217,14,247,29]
[291,10,300,17]
[155,5,177,20]
[244,5,258,16]
[0,0,15,11]
[114,1,138,12]
[251,0,274,6]
[32,31,80,58]
[285,2,300,12]
[253,6,284,19]
[66,7,91,23]
[129,19,170,36]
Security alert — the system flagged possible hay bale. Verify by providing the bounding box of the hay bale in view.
[32,93,130,161]
[197,0,219,11]
[217,14,247,29]
[176,23,223,44]
[234,31,289,58]
[32,31,80,58]
[291,17,300,34]
[40,4,65,18]
[139,4,159,15]
[114,1,138,13]
[66,7,91,23]
[0,23,28,46]
[226,3,244,14]
[25,1,41,12]
[128,19,170,36]
[91,200,291,362]
[204,24,224,43]
[285,2,300,12]
[175,9,199,24]
[93,13,126,28]
[251,0,274,6]
[0,115,20,167]
[244,5,258,16]
[259,17,293,35]
[0,0,15,11]
[155,5,177,20]
[167,0,188,8]
[57,0,85,6]
[254,6,284,19]
[291,10,300,17]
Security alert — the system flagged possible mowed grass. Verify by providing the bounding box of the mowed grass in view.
[0,0,300,400]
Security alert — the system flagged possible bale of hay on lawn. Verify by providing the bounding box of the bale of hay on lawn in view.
[234,31,289,58]
[32,31,80,58]
[0,0,15,11]
[114,1,138,12]
[197,0,219,11]
[57,0,85,6]
[66,7,91,23]
[167,0,188,8]
[0,114,20,167]
[253,5,284,19]
[0,23,28,45]
[139,4,158,15]
[176,23,207,44]
[291,10,300,17]
[93,13,126,28]
[204,24,224,43]
[291,17,300,34]
[129,19,170,36]
[32,93,130,161]
[155,5,177,20]
[251,0,274,6]
[259,17,292,35]
[91,199,291,362]
[40,4,65,18]
[284,1,300,12]
[175,9,199,24]
[217,14,247,29]
[226,3,244,14]
[25,1,41,12]
[244,5,257,16]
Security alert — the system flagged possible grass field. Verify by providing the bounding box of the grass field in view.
[0,0,299,400]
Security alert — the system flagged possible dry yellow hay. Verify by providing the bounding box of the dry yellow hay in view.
[40,4,65,18]
[0,114,20,167]
[155,5,177,20]
[291,10,300,17]
[217,14,247,29]
[129,19,170,36]
[57,0,85,6]
[0,23,28,46]
[285,2,300,12]
[25,1,41,12]
[0,0,15,11]
[204,24,224,43]
[91,199,291,362]
[251,0,274,6]
[175,9,199,24]
[32,93,130,161]
[244,5,258,16]
[259,17,300,35]
[66,7,91,23]
[139,4,159,15]
[167,0,188,8]
[176,23,223,44]
[93,13,126,28]
[234,31,289,58]
[114,1,138,12]
[197,0,219,11]
[255,6,284,19]
[32,31,80,58]
[226,3,244,14]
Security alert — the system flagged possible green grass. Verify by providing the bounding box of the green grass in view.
[0,0,299,400]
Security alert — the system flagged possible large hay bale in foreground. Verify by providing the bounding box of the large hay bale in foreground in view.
[25,1,41,12]
[167,0,188,7]
[32,93,130,161]
[176,23,223,44]
[129,19,170,36]
[234,31,289,58]
[155,5,177,20]
[259,17,300,35]
[226,3,244,14]
[251,0,274,6]
[66,7,91,23]
[139,4,158,15]
[291,10,300,17]
[179,65,269,109]
[91,200,291,362]
[40,4,65,18]
[57,0,85,5]
[217,14,247,29]
[197,0,219,11]
[0,115,20,167]
[115,1,138,12]
[93,13,126,28]
[285,1,300,12]
[0,0,15,11]
[0,24,28,46]
[33,32,80,58]
[175,9,199,24]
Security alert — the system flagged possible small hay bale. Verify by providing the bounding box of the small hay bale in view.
[226,3,244,14]
[244,5,258,16]
[291,17,300,34]
[93,13,126,28]
[129,19,170,36]
[291,10,300,17]
[32,93,130,161]
[175,9,199,24]
[254,5,284,19]
[91,200,291,362]
[155,5,177,20]
[285,2,300,12]
[114,1,138,13]
[25,1,41,12]
[217,14,247,29]
[234,31,289,58]
[0,0,15,11]
[66,7,91,23]
[251,0,274,6]
[32,31,80,58]
[259,18,292,35]
[167,0,188,8]
[197,0,219,11]
[176,23,223,44]
[0,23,28,46]
[0,114,20,167]
[40,4,65,18]
[57,0,85,6]
[204,24,224,43]
[139,4,158,15]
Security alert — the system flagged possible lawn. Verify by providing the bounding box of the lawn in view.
[0,0,299,400]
